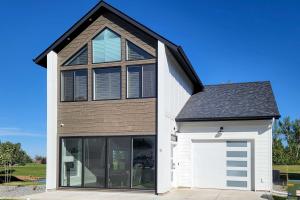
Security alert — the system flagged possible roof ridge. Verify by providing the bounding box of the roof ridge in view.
[204,81,270,87]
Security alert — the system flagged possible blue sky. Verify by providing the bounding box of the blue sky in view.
[0,0,299,157]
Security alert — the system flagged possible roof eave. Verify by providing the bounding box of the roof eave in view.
[175,115,281,122]
[33,1,106,67]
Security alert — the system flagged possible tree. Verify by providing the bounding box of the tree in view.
[273,117,300,165]
[0,141,32,183]
[34,155,46,164]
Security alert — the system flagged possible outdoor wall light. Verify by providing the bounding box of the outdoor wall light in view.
[215,127,224,138]
[218,127,224,134]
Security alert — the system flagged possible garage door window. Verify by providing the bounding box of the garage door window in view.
[227,151,247,157]
[227,170,247,177]
[227,180,247,188]
[227,141,247,147]
[226,140,250,190]
[227,160,247,167]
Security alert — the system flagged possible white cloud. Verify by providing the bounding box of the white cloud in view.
[0,128,45,137]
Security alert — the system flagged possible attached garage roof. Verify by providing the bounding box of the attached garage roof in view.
[176,81,280,122]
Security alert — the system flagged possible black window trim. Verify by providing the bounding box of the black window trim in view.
[60,69,88,102]
[91,27,122,64]
[126,64,157,99]
[92,66,122,101]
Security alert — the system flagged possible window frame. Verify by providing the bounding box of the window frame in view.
[62,44,88,66]
[91,28,122,64]
[59,135,156,190]
[60,69,88,102]
[126,64,157,99]
[92,66,122,101]
[125,40,155,61]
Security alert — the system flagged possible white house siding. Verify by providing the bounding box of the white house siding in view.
[176,120,273,191]
[157,41,194,193]
[46,51,58,190]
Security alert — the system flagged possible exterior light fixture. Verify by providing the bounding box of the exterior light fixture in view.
[218,127,224,134]
[215,127,224,138]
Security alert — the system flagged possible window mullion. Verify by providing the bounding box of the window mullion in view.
[73,71,76,101]
[141,66,143,98]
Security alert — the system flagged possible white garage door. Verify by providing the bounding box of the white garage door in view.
[192,140,251,190]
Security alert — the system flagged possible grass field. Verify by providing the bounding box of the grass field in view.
[273,165,300,173]
[0,163,46,178]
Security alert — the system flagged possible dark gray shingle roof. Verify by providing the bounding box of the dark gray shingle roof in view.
[176,81,280,122]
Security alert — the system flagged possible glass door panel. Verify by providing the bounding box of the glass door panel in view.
[107,137,131,188]
[132,137,155,189]
[83,138,106,187]
[61,138,83,187]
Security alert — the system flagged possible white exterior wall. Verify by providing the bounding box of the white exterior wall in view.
[157,41,194,193]
[46,51,58,190]
[176,120,273,191]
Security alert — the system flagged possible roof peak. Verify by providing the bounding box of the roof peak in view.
[33,0,203,92]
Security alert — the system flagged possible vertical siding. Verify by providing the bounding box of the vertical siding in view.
[177,120,273,191]
[157,41,193,193]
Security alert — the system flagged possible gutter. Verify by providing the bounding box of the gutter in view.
[175,115,281,122]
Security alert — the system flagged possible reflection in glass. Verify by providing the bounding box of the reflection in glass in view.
[83,138,106,187]
[61,138,82,187]
[226,151,247,157]
[227,180,247,188]
[107,137,131,188]
[132,137,155,189]
[92,28,121,63]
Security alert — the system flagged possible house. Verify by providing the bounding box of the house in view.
[34,1,280,194]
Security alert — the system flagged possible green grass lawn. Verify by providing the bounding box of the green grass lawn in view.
[0,163,46,178]
[273,165,300,173]
[0,163,46,186]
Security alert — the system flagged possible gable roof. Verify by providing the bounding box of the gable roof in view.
[33,1,203,92]
[176,81,280,122]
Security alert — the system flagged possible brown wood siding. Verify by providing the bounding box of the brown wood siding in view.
[57,12,157,135]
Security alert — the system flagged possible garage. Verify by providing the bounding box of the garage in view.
[192,140,251,190]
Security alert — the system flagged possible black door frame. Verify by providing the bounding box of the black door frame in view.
[58,135,156,190]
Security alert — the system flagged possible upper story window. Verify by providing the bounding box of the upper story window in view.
[127,64,156,98]
[126,40,154,61]
[63,45,88,66]
[61,70,88,102]
[92,28,121,63]
[93,67,121,100]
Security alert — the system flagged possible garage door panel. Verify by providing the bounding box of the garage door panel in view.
[192,142,226,188]
[192,140,251,190]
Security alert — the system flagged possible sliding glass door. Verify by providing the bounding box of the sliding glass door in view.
[60,136,155,189]
[61,138,83,187]
[132,137,155,189]
[107,137,131,188]
[83,138,106,187]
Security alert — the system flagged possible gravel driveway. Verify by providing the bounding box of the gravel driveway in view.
[0,185,45,198]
